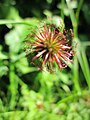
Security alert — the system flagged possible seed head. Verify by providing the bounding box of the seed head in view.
[25,23,73,71]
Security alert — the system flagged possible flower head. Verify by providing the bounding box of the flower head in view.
[25,22,73,71]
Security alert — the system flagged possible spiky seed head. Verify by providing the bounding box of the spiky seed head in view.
[25,22,73,72]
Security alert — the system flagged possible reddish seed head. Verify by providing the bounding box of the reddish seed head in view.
[25,23,73,71]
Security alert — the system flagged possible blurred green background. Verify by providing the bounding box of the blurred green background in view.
[0,0,90,120]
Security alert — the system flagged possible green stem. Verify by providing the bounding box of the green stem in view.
[9,63,17,110]
[73,55,81,92]
[0,19,38,26]
[57,90,89,105]
[57,93,79,105]
[76,0,84,21]
[78,47,90,90]
[66,0,78,37]
[0,110,28,115]
[82,41,90,46]
[75,0,84,37]
[61,0,65,21]
[66,0,81,93]
[0,20,30,26]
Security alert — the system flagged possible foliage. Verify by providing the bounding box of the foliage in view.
[0,0,90,120]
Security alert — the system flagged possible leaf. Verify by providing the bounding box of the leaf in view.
[0,52,8,59]
[16,57,38,74]
[78,44,90,89]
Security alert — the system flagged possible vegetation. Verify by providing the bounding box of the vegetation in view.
[0,0,90,119]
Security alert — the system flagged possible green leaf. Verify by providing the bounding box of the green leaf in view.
[78,44,90,89]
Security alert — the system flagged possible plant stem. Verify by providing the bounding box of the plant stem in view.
[0,19,38,26]
[66,0,78,37]
[0,20,30,26]
[61,0,65,21]
[66,0,81,93]
[57,89,89,105]
[76,0,84,21]
[78,47,90,90]
[9,63,17,110]
[73,55,81,92]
